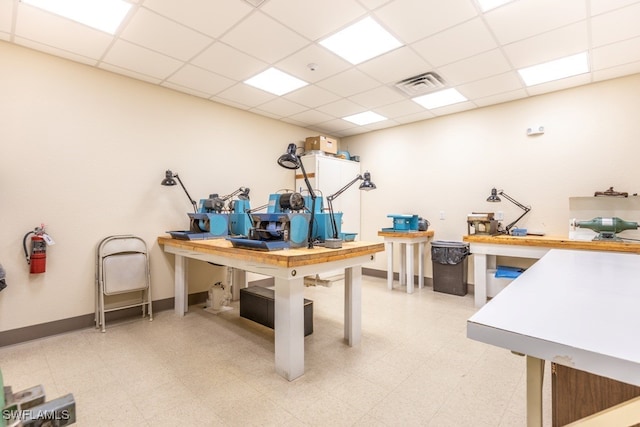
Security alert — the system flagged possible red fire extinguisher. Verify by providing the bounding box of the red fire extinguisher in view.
[23,225,53,274]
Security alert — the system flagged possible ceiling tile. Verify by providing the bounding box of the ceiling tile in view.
[215,82,277,107]
[592,36,640,70]
[316,68,382,97]
[14,37,98,66]
[473,89,528,108]
[592,60,640,82]
[120,8,213,61]
[357,46,433,84]
[429,101,476,116]
[101,40,183,80]
[99,62,162,85]
[393,110,437,124]
[374,99,426,119]
[349,86,406,109]
[525,73,592,96]
[288,109,336,125]
[316,98,365,118]
[412,18,498,67]
[375,0,477,43]
[591,0,639,15]
[502,22,588,69]
[190,42,267,81]
[437,49,511,85]
[262,0,366,40]
[484,0,587,45]
[220,12,310,63]
[161,81,212,99]
[143,0,253,38]
[283,85,341,108]
[458,72,523,100]
[252,97,309,117]
[0,1,12,33]
[15,5,113,59]
[275,44,351,83]
[165,64,236,95]
[591,2,640,47]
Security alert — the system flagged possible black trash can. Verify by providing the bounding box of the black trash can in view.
[431,241,469,296]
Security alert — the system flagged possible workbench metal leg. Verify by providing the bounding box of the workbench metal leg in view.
[399,243,406,285]
[385,241,394,290]
[474,253,488,308]
[344,266,362,346]
[526,355,545,427]
[231,268,247,301]
[406,243,414,294]
[174,254,188,316]
[274,275,305,381]
[418,242,425,289]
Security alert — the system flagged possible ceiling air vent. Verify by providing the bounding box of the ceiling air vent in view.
[394,72,446,97]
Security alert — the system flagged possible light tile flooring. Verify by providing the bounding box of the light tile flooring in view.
[0,276,552,426]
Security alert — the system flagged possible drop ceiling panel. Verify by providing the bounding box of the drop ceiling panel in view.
[4,0,640,137]
[375,0,477,43]
[262,0,366,40]
[437,49,512,85]
[484,0,587,45]
[316,69,383,98]
[165,64,236,95]
[120,8,213,61]
[190,42,267,81]
[502,22,588,69]
[0,1,13,33]
[15,6,113,59]
[143,0,253,38]
[220,12,309,63]
[101,40,183,80]
[356,46,433,85]
[412,18,498,67]
[283,85,341,109]
[590,3,640,47]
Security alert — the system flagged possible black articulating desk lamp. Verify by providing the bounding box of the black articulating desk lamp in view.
[161,170,197,213]
[277,143,316,249]
[325,172,377,248]
[486,187,531,234]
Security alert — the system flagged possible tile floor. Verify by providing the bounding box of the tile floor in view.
[0,276,552,426]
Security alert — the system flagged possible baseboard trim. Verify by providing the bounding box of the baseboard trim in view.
[0,271,459,348]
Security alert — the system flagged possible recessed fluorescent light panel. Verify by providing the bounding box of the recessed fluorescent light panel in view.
[412,88,468,109]
[343,111,387,126]
[477,0,514,12]
[21,0,132,34]
[518,52,589,86]
[244,68,308,96]
[320,16,403,65]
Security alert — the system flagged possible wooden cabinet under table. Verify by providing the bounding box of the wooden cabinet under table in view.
[552,363,640,426]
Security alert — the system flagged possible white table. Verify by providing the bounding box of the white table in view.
[158,236,383,381]
[377,230,434,294]
[467,249,640,426]
[463,234,640,307]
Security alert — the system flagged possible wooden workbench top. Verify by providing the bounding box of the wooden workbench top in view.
[158,235,384,268]
[377,230,434,238]
[462,234,640,254]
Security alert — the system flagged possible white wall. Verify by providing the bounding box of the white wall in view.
[344,73,640,276]
[0,42,311,332]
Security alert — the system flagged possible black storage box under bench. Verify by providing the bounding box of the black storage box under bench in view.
[239,286,313,336]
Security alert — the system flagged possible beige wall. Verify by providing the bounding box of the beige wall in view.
[0,42,310,332]
[3,38,640,333]
[344,73,640,275]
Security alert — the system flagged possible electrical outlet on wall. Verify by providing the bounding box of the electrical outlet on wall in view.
[439,211,445,220]
[496,211,504,220]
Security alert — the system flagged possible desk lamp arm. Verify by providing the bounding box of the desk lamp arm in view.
[498,190,531,233]
[326,175,363,239]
